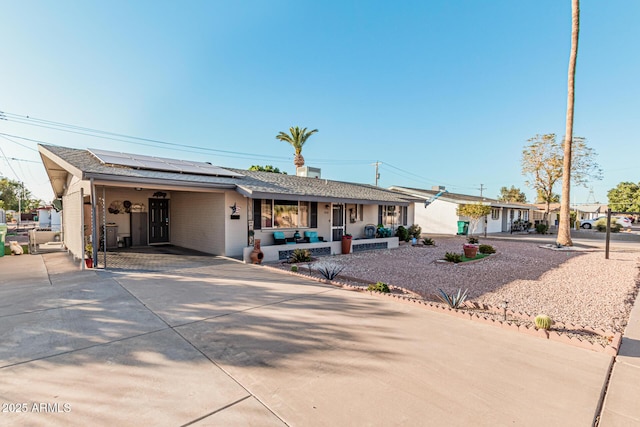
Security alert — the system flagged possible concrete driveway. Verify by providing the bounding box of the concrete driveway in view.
[0,253,613,426]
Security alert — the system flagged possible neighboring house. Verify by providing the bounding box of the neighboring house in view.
[37,206,62,231]
[572,204,607,221]
[38,145,416,265]
[389,186,533,235]
[532,203,560,226]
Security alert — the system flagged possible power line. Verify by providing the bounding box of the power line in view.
[0,109,485,193]
[0,142,21,181]
[1,111,374,165]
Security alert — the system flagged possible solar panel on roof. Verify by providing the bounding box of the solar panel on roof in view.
[93,154,146,168]
[88,148,243,177]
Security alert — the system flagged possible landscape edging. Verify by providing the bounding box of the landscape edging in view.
[261,263,621,355]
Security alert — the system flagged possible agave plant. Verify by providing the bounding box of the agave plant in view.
[315,261,345,280]
[436,288,469,309]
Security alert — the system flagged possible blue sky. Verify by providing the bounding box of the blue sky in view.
[1,1,637,204]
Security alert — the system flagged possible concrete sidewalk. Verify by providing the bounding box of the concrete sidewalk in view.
[0,253,620,426]
[598,290,640,426]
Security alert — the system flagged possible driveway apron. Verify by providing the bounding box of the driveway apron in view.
[0,252,613,426]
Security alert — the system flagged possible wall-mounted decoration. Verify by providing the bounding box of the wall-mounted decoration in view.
[130,203,146,213]
[153,191,167,198]
[108,201,124,214]
[230,202,240,220]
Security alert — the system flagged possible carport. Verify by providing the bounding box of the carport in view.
[93,245,226,272]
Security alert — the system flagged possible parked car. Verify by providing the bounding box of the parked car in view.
[616,216,633,228]
[580,216,631,229]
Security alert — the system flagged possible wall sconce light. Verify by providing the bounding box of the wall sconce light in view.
[325,204,330,209]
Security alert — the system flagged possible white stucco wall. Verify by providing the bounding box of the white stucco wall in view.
[487,215,503,233]
[225,192,249,258]
[414,199,460,235]
[62,177,91,261]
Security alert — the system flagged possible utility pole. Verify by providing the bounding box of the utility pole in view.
[372,162,381,186]
[479,184,485,197]
[17,181,22,229]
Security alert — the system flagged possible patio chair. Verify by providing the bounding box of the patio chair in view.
[273,231,296,245]
[303,231,324,243]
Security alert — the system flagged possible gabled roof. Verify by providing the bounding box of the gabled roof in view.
[571,204,606,214]
[39,144,416,205]
[389,186,533,209]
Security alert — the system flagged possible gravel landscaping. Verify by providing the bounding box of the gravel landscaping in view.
[279,236,640,333]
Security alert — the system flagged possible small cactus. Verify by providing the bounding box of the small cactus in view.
[535,314,553,330]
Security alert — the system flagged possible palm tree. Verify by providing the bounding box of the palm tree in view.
[276,126,318,168]
[557,0,580,246]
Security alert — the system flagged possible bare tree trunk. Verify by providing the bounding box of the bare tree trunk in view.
[557,0,580,246]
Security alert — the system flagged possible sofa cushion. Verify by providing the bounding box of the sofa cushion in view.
[304,231,320,243]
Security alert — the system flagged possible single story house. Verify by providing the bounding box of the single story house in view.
[39,145,418,265]
[572,204,607,221]
[389,186,533,235]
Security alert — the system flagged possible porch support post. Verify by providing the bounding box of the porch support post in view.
[90,178,98,268]
[80,187,85,271]
[102,186,107,268]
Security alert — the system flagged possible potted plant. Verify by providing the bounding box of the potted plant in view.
[462,243,478,258]
[85,243,93,268]
[341,233,353,254]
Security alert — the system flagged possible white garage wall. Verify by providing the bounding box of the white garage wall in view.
[414,199,460,235]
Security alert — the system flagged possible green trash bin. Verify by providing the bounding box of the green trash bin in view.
[457,221,469,235]
[0,223,7,257]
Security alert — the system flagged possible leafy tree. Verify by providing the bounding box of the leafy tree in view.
[457,203,492,236]
[276,126,318,168]
[608,182,640,212]
[535,189,559,204]
[497,186,527,203]
[248,165,287,174]
[558,0,581,246]
[0,178,38,212]
[522,133,601,223]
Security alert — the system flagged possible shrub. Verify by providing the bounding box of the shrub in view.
[315,262,345,280]
[377,227,392,238]
[436,288,469,309]
[444,252,463,263]
[478,244,495,254]
[367,281,390,293]
[396,225,410,242]
[291,265,298,272]
[595,218,622,233]
[408,224,422,239]
[467,236,479,244]
[535,223,548,234]
[290,249,311,263]
[422,237,435,246]
[535,314,553,330]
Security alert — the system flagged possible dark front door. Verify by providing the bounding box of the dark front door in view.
[149,199,170,244]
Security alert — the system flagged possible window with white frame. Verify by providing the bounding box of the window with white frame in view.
[491,208,500,220]
[378,205,408,227]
